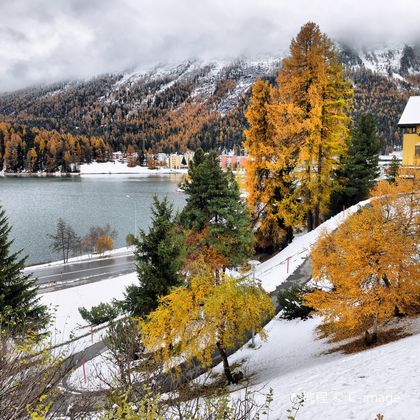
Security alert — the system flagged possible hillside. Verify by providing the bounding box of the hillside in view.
[41,200,419,419]
[1,44,420,153]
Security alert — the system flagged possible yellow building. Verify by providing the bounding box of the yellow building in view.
[168,154,181,170]
[398,96,420,169]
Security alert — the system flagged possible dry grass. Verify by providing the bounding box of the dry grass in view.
[325,327,412,355]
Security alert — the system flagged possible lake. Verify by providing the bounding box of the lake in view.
[0,175,185,265]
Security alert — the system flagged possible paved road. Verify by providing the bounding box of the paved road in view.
[26,253,136,292]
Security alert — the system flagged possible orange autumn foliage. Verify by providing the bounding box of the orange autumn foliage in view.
[96,234,113,255]
[244,22,353,243]
[306,181,420,340]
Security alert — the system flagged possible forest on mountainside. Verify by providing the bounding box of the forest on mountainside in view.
[0,123,110,173]
[0,56,419,155]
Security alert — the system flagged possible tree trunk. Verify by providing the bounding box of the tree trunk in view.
[314,144,323,228]
[364,314,378,345]
[216,342,234,384]
[372,315,378,343]
[307,209,314,232]
[314,204,320,229]
[285,226,294,245]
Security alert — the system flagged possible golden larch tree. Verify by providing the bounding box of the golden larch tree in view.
[272,22,353,231]
[244,79,294,250]
[140,261,274,384]
[306,180,420,344]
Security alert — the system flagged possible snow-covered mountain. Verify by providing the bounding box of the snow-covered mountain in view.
[36,43,420,110]
[339,43,420,78]
[0,44,419,152]
[97,56,282,115]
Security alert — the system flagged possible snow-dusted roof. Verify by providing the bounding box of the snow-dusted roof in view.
[398,96,420,126]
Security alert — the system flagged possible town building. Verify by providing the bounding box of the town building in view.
[183,150,195,167]
[156,153,168,166]
[219,151,248,171]
[168,154,181,170]
[398,96,420,177]
[112,151,124,162]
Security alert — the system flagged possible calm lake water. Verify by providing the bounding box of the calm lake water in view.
[0,175,185,265]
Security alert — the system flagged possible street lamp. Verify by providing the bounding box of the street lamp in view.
[248,259,261,348]
[126,195,137,234]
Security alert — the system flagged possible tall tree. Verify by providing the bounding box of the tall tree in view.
[48,218,80,263]
[330,113,382,214]
[272,22,353,231]
[0,205,48,332]
[181,149,253,270]
[124,197,185,317]
[306,181,420,344]
[244,79,294,252]
[141,260,274,384]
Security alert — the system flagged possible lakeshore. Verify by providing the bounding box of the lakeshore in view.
[0,161,188,177]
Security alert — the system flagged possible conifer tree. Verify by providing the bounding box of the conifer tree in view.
[181,149,253,270]
[124,197,185,317]
[330,113,382,214]
[306,181,420,344]
[141,260,274,384]
[244,79,294,252]
[0,205,48,332]
[386,155,401,184]
[271,22,353,231]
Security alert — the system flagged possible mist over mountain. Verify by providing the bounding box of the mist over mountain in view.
[2,0,420,92]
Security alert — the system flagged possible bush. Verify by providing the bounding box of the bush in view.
[277,285,313,320]
[79,302,120,325]
[96,234,113,254]
[125,233,136,247]
[105,318,145,361]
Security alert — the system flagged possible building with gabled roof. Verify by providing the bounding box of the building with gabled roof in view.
[398,96,420,170]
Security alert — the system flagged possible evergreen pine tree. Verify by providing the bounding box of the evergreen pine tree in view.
[0,205,48,332]
[181,149,253,269]
[386,155,400,184]
[124,197,185,317]
[331,113,382,214]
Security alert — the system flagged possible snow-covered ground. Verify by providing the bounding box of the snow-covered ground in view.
[79,161,187,175]
[217,316,420,420]
[256,199,370,292]
[70,313,420,420]
[41,272,137,346]
[49,197,419,419]
[46,199,368,346]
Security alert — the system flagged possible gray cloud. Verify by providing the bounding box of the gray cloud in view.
[1,0,420,92]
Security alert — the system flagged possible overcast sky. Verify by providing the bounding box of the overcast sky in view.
[1,0,420,92]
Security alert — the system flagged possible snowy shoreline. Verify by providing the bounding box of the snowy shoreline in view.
[24,246,134,271]
[0,161,188,177]
[79,161,188,175]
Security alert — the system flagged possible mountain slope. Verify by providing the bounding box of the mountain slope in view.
[1,45,419,153]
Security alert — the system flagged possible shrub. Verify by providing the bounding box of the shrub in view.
[125,233,136,247]
[277,285,313,320]
[105,318,145,361]
[96,234,113,254]
[79,302,120,325]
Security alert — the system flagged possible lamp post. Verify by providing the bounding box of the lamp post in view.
[248,259,261,348]
[126,195,137,234]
